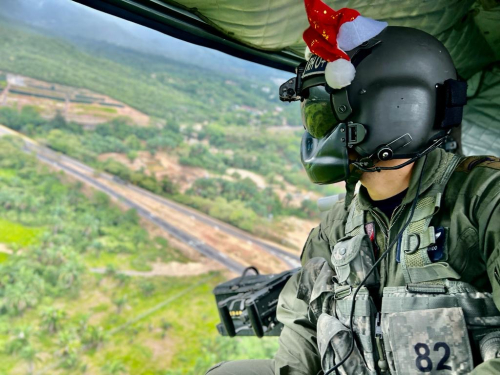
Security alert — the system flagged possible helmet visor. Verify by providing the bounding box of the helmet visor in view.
[301,85,337,139]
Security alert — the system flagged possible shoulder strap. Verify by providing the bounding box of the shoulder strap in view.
[344,195,365,237]
[400,153,464,285]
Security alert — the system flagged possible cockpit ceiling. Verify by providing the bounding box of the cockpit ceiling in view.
[120,1,499,78]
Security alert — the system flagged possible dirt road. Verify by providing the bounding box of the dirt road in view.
[0,125,300,274]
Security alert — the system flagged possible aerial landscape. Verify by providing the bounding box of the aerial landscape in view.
[0,1,343,374]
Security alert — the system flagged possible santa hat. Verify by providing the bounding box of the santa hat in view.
[303,0,387,89]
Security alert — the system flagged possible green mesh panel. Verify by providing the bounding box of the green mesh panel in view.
[416,196,435,212]
[421,280,445,286]
[350,226,362,237]
[408,219,427,234]
[405,253,426,268]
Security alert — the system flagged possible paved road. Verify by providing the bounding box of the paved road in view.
[35,150,247,274]
[52,152,301,268]
[0,125,301,272]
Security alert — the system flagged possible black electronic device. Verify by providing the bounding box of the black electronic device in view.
[213,267,299,338]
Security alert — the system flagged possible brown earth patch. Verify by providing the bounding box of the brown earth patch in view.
[225,168,267,188]
[0,243,12,254]
[276,216,319,252]
[3,74,151,127]
[98,151,209,193]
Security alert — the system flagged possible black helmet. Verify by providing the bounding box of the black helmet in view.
[280,26,467,184]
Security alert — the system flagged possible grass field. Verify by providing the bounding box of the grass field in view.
[0,169,16,179]
[74,104,119,115]
[0,218,43,248]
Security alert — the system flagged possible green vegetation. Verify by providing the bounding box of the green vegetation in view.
[0,15,346,375]
[0,137,278,374]
[0,106,343,233]
[0,18,344,235]
[75,104,119,115]
[0,13,352,375]
[0,218,42,248]
[0,19,298,126]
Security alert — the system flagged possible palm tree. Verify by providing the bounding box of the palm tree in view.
[160,319,172,339]
[5,325,32,355]
[104,264,117,278]
[138,280,155,297]
[40,307,66,333]
[76,314,89,336]
[89,239,103,258]
[19,345,39,375]
[80,325,106,349]
[57,330,81,370]
[112,295,127,314]
[5,326,40,374]
[2,276,43,315]
[115,273,130,286]
[80,214,100,238]
[101,360,127,375]
[58,257,85,290]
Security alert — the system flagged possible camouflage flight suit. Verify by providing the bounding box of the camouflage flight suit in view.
[206,148,500,375]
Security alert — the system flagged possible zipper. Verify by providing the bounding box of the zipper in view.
[370,205,406,374]
[370,209,388,242]
[371,204,406,277]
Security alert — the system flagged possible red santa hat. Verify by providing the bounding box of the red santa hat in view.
[303,0,388,89]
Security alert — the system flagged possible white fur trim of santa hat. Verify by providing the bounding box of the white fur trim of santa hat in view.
[337,16,388,52]
[304,46,313,61]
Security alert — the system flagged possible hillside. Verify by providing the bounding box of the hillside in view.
[1,0,285,79]
[0,18,344,248]
[0,137,280,374]
[0,17,298,126]
[0,6,320,375]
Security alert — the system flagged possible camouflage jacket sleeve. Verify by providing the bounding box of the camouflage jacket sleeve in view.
[274,271,320,375]
[470,161,500,374]
[274,225,332,375]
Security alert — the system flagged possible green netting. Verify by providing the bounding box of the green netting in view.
[406,252,426,268]
[408,219,426,234]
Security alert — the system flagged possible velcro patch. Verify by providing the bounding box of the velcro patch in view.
[427,227,446,262]
[456,156,500,172]
[302,55,327,79]
[364,222,379,258]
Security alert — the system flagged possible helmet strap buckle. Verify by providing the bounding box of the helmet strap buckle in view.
[375,133,413,160]
[347,122,367,147]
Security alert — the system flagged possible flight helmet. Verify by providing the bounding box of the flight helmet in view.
[280,26,467,184]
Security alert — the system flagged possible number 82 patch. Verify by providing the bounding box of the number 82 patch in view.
[382,307,473,374]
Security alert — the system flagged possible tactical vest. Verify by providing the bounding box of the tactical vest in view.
[302,153,500,375]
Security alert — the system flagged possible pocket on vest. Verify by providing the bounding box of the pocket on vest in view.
[331,234,379,287]
[317,313,374,375]
[381,307,473,374]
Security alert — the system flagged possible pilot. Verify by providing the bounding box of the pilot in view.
[207,3,500,375]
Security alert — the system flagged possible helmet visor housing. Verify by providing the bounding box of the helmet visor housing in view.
[301,85,337,139]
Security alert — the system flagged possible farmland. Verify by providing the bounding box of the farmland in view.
[0,137,279,374]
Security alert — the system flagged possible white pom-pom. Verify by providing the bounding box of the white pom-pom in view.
[325,59,356,89]
[304,46,313,61]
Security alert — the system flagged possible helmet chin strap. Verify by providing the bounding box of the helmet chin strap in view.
[351,131,450,173]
